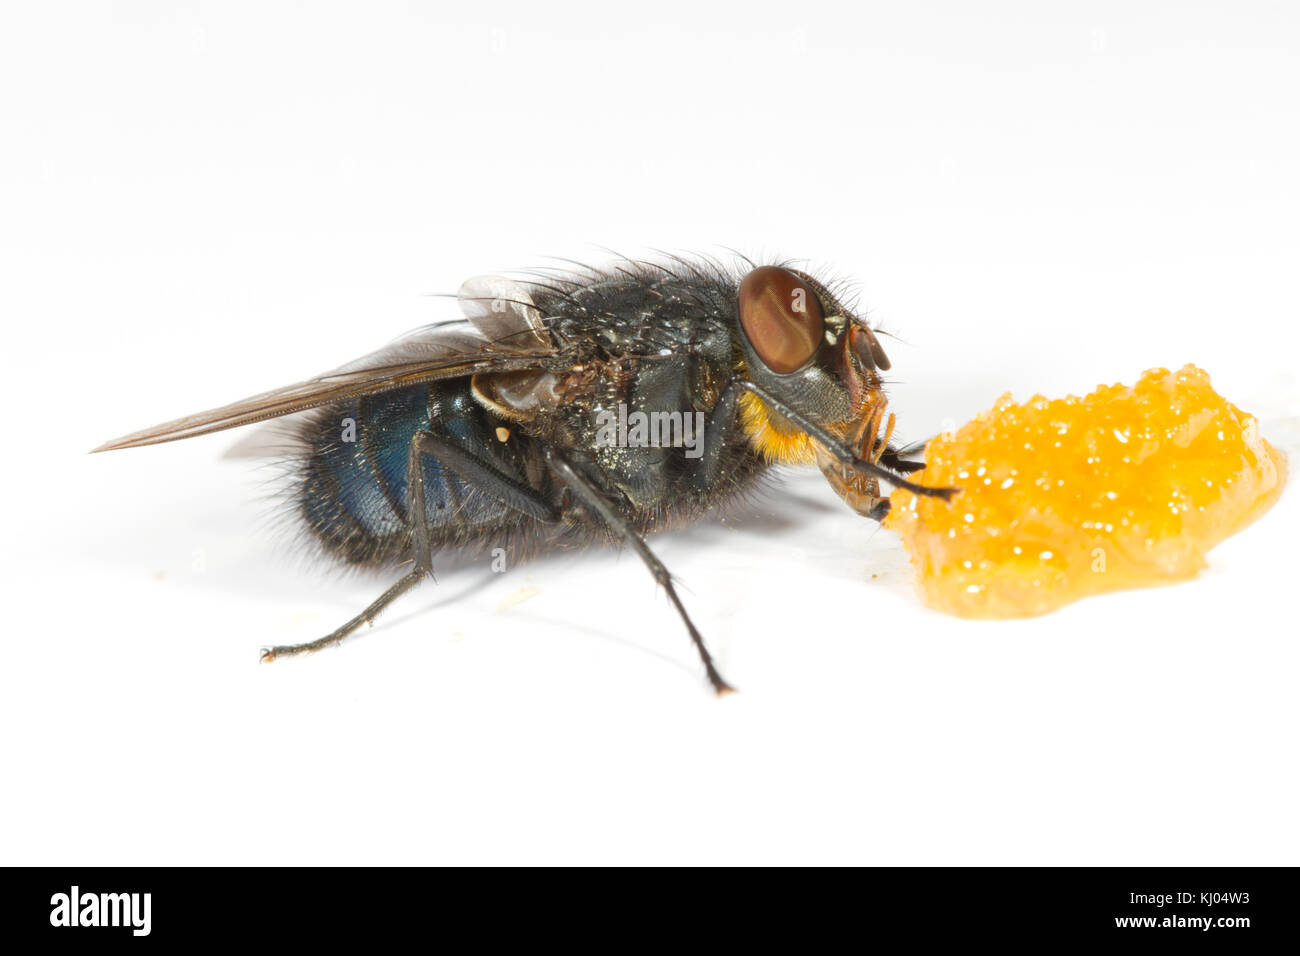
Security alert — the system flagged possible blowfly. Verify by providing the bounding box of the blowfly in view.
[94,254,955,693]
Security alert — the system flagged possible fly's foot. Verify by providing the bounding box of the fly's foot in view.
[259,630,348,663]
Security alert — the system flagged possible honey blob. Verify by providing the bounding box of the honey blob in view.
[884,365,1286,618]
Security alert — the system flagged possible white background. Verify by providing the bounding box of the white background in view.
[2,2,1297,865]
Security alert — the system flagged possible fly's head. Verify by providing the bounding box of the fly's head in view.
[734,265,900,519]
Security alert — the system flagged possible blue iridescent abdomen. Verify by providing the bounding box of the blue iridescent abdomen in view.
[294,382,528,566]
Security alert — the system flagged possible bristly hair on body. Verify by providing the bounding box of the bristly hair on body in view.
[261,252,832,577]
[93,249,950,694]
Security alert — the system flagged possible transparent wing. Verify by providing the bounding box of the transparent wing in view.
[93,308,564,453]
[456,275,551,352]
[219,418,309,459]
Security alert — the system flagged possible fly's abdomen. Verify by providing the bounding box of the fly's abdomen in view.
[294,383,522,567]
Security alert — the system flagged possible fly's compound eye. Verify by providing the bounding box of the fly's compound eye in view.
[737,266,825,374]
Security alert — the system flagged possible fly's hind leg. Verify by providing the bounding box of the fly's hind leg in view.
[261,428,559,663]
[544,447,735,696]
[259,570,426,662]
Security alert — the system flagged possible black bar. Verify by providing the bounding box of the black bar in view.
[7,867,1293,945]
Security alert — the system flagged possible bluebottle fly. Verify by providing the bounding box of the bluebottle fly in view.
[94,255,955,694]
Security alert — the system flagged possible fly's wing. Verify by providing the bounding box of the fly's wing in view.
[220,420,306,459]
[93,282,564,453]
[456,275,551,352]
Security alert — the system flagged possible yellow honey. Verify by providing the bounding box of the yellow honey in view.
[885,365,1286,618]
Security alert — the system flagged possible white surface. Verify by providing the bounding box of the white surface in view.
[2,2,1298,865]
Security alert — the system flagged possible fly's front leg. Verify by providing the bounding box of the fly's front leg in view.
[687,379,745,490]
[880,436,930,475]
[688,379,930,484]
[735,380,959,502]
[686,380,931,518]
[545,447,735,696]
[262,428,559,663]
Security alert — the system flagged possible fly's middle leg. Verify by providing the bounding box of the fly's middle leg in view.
[544,447,735,696]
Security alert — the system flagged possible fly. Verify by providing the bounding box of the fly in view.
[94,254,956,694]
